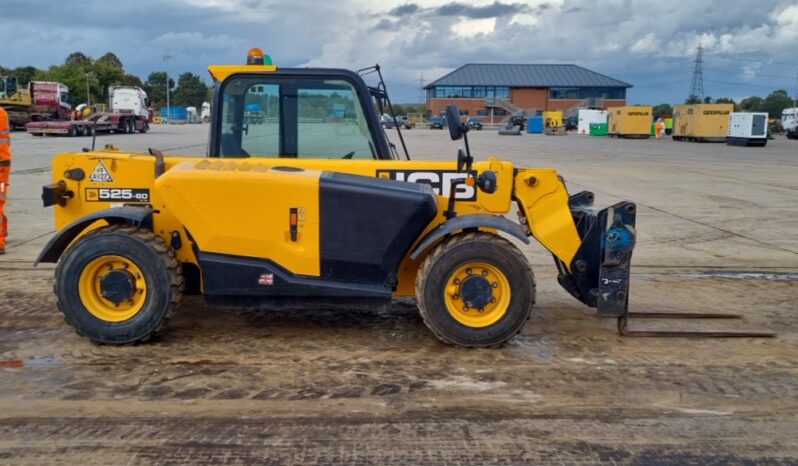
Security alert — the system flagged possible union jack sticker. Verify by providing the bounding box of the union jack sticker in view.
[258,273,274,286]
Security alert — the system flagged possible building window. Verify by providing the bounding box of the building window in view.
[476,109,489,116]
[430,86,510,99]
[549,87,626,99]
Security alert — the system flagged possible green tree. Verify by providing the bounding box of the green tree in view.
[762,89,792,118]
[172,72,208,109]
[652,103,673,118]
[739,96,764,112]
[713,97,737,110]
[119,74,145,88]
[10,66,39,86]
[685,94,701,104]
[36,63,99,107]
[703,96,713,104]
[145,71,175,109]
[97,52,123,69]
[64,52,92,68]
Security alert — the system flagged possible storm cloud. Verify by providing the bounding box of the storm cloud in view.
[1,0,796,104]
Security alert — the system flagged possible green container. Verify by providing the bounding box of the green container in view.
[589,123,608,136]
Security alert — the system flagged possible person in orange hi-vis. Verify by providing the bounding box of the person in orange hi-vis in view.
[0,107,10,254]
[655,118,665,140]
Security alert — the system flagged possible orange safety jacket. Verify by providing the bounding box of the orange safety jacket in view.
[1,107,10,247]
[0,107,9,163]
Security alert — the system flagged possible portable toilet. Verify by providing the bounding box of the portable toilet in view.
[527,116,544,134]
[577,109,608,135]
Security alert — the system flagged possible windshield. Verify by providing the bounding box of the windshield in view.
[219,75,377,159]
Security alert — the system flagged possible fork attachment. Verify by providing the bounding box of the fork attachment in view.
[557,191,775,338]
[617,310,776,338]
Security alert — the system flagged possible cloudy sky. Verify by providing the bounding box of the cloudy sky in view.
[2,0,797,104]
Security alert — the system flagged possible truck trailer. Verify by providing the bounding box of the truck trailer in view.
[0,78,72,128]
[727,112,768,147]
[26,86,150,137]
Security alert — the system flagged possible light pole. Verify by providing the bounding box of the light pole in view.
[85,73,91,107]
[163,54,172,124]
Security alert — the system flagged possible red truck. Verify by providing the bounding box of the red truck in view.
[0,78,72,128]
[26,86,151,137]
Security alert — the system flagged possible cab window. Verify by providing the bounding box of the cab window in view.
[219,76,377,159]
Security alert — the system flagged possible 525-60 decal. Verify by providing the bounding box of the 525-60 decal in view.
[85,188,150,203]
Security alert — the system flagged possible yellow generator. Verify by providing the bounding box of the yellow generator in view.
[672,104,733,142]
[543,110,566,136]
[36,49,768,347]
[608,106,652,139]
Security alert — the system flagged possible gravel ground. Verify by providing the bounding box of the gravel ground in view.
[1,125,797,465]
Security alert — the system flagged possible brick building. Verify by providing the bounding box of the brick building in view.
[424,64,631,123]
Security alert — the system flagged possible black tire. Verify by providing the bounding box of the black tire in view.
[54,225,184,345]
[68,126,77,137]
[415,232,535,347]
[139,122,148,133]
[80,125,88,137]
[127,119,135,133]
[88,125,96,137]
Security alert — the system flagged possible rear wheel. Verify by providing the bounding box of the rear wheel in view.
[67,126,77,137]
[55,225,184,344]
[415,232,535,347]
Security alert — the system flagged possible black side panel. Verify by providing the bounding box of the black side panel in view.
[319,172,438,284]
[199,252,392,299]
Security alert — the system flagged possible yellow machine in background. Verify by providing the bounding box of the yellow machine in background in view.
[608,105,652,139]
[672,103,733,142]
[543,110,566,135]
[39,48,764,348]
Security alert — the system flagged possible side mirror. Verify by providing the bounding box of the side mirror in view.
[446,105,465,141]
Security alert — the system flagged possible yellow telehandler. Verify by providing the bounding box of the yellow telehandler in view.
[37,49,771,346]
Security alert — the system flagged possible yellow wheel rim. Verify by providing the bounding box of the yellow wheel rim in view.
[443,261,511,328]
[78,255,147,322]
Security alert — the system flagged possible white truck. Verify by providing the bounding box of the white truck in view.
[782,107,797,140]
[26,86,151,136]
[727,112,768,147]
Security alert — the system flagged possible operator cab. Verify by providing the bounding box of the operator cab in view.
[209,48,399,160]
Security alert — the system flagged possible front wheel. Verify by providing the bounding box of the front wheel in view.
[55,225,184,344]
[415,232,535,347]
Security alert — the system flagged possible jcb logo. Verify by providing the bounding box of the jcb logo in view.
[376,170,477,200]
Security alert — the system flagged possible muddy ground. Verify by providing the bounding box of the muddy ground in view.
[1,126,797,464]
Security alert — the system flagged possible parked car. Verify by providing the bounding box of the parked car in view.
[381,114,414,130]
[466,117,483,130]
[429,116,444,130]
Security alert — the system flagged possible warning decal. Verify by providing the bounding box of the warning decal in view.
[89,160,114,183]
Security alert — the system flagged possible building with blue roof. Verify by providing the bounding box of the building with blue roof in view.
[424,64,632,123]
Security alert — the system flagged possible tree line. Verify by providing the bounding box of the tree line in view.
[653,90,795,119]
[0,52,210,110]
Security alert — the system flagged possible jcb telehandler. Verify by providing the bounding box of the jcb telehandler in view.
[37,49,771,347]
